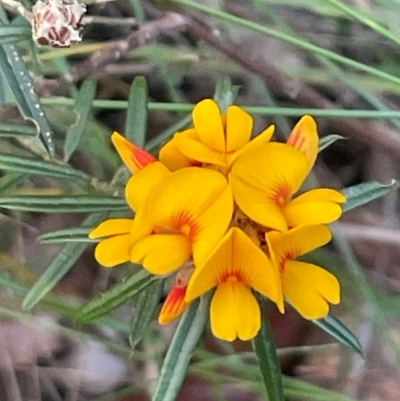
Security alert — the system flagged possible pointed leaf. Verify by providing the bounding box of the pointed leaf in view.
[38,227,94,244]
[23,212,107,310]
[130,278,164,350]
[319,134,344,152]
[0,43,54,156]
[0,195,128,213]
[152,292,211,401]
[253,298,284,401]
[313,315,363,355]
[78,268,156,323]
[0,154,88,180]
[342,180,397,212]
[125,76,148,147]
[64,78,97,162]
[213,77,239,113]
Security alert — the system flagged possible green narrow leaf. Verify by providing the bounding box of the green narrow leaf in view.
[0,195,128,213]
[0,43,55,156]
[313,315,362,355]
[23,212,107,310]
[129,278,164,350]
[319,134,344,152]
[0,122,37,137]
[78,268,156,323]
[64,78,97,162]
[342,180,397,212]
[152,292,211,401]
[0,172,26,193]
[283,375,361,401]
[213,77,239,113]
[253,298,284,401]
[38,227,94,244]
[125,76,148,147]
[0,154,88,180]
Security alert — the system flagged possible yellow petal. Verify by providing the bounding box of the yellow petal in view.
[284,189,345,227]
[94,234,130,267]
[233,125,275,163]
[175,135,229,167]
[158,285,189,324]
[111,131,156,173]
[125,161,171,211]
[159,130,200,171]
[225,105,253,152]
[131,234,191,275]
[89,218,133,239]
[192,99,225,152]
[286,115,318,173]
[230,143,309,230]
[147,168,233,264]
[283,260,340,320]
[267,225,332,263]
[210,281,261,341]
[186,227,283,310]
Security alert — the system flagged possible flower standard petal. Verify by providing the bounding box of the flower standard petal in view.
[131,234,191,275]
[125,161,171,212]
[159,131,199,171]
[283,260,340,319]
[89,218,133,239]
[186,228,283,312]
[230,143,309,230]
[286,115,318,173]
[111,131,156,173]
[225,105,253,152]
[94,234,130,267]
[192,99,225,152]
[283,189,345,227]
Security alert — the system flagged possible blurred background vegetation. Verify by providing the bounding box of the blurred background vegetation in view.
[0,0,400,400]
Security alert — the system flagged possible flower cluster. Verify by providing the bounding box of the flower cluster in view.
[90,99,346,342]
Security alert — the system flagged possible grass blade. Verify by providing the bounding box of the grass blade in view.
[253,298,284,401]
[64,78,97,162]
[152,293,211,401]
[38,227,94,244]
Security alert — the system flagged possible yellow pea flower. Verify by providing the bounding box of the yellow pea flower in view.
[89,162,171,267]
[130,167,233,276]
[267,225,340,320]
[230,116,346,232]
[159,99,275,171]
[186,227,283,342]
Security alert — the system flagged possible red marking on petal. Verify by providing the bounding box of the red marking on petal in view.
[159,286,189,324]
[131,145,157,170]
[218,269,248,285]
[269,182,292,206]
[174,212,199,242]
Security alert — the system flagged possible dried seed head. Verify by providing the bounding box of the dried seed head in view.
[32,0,86,47]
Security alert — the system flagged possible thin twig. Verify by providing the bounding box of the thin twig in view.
[0,0,32,21]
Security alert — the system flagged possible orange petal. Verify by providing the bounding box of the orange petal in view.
[94,234,130,267]
[89,218,133,239]
[131,233,191,275]
[225,105,253,152]
[210,281,261,341]
[192,99,225,152]
[286,115,318,173]
[158,285,189,324]
[283,260,340,320]
[111,131,156,173]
